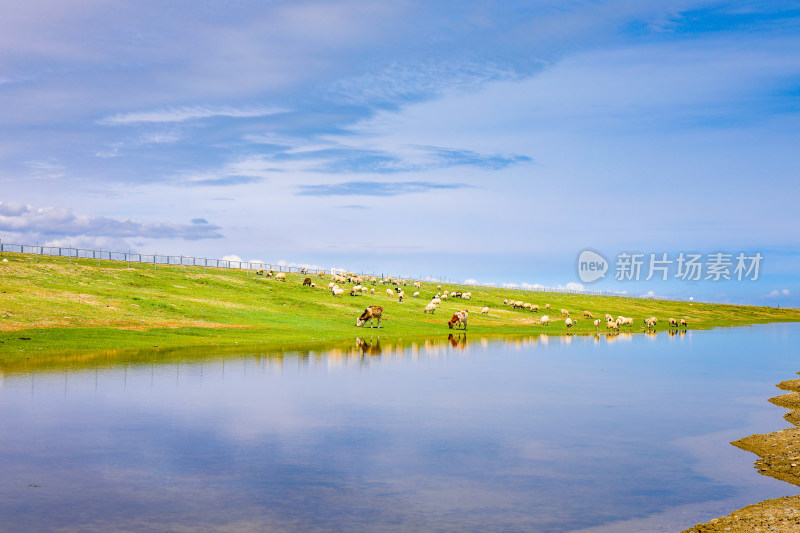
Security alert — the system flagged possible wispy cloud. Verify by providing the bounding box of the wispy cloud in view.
[296,181,471,197]
[99,105,285,125]
[0,202,222,240]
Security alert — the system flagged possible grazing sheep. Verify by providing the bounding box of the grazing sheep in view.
[332,287,345,297]
[318,270,326,278]
[523,302,532,310]
[606,320,619,331]
[594,319,601,330]
[513,301,524,309]
[583,311,593,319]
[604,313,613,323]
[448,310,468,330]
[361,286,369,294]
[561,309,569,317]
[531,304,539,312]
[424,303,437,314]
[617,316,625,323]
[328,282,336,289]
[668,318,678,328]
[503,299,509,305]
[461,292,471,299]
[256,268,264,276]
[621,317,634,327]
[303,278,312,286]
[301,268,307,274]
[437,285,442,290]
[413,291,420,298]
[540,315,551,326]
[370,288,375,294]
[350,286,363,296]
[565,317,574,328]
[441,293,449,300]
[310,282,316,288]
[442,291,449,297]
[386,289,394,297]
[643,316,658,326]
[414,281,421,288]
[431,298,442,306]
[275,272,286,282]
[680,318,687,327]
[545,303,550,309]
[481,306,489,315]
[356,305,383,328]
[645,318,656,330]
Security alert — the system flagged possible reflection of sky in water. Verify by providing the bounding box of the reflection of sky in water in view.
[1,325,800,532]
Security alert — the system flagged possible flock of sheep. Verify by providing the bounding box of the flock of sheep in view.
[501,298,688,332]
[263,269,690,334]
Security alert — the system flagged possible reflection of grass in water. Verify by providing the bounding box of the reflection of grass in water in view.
[1,251,799,354]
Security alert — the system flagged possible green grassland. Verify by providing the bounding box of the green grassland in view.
[1,251,798,357]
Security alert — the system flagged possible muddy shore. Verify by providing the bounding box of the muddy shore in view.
[683,377,800,532]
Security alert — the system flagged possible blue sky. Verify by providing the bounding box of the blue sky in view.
[1,1,798,305]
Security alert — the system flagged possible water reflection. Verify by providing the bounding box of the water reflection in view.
[0,326,796,533]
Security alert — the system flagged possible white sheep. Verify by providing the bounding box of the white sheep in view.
[386,289,394,297]
[604,313,613,323]
[545,303,550,309]
[441,293,449,300]
[560,308,569,317]
[523,302,532,310]
[593,319,601,330]
[668,318,678,328]
[328,282,336,289]
[414,281,422,288]
[540,315,551,326]
[680,318,688,327]
[275,272,287,282]
[531,304,539,312]
[565,317,574,328]
[423,303,437,314]
[412,291,420,298]
[606,320,619,331]
[431,298,442,306]
[513,301,524,309]
[481,306,489,315]
[332,287,345,297]
[462,292,471,300]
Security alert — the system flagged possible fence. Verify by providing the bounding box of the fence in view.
[0,240,687,302]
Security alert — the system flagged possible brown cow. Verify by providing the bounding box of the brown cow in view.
[356,306,383,328]
[448,310,468,330]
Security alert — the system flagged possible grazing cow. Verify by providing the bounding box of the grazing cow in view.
[448,310,468,330]
[302,277,312,286]
[357,306,383,328]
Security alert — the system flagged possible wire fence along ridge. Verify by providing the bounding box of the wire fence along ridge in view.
[0,241,686,302]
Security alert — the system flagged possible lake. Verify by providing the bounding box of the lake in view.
[1,324,799,532]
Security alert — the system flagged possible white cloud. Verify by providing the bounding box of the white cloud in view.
[0,202,222,241]
[765,288,791,298]
[99,105,286,125]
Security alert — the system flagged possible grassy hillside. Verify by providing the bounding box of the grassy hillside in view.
[1,251,798,355]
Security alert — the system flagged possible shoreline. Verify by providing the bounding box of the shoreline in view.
[683,376,800,532]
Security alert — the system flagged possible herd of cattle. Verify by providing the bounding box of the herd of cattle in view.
[260,269,689,333]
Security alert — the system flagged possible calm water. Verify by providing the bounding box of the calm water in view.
[1,325,799,532]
